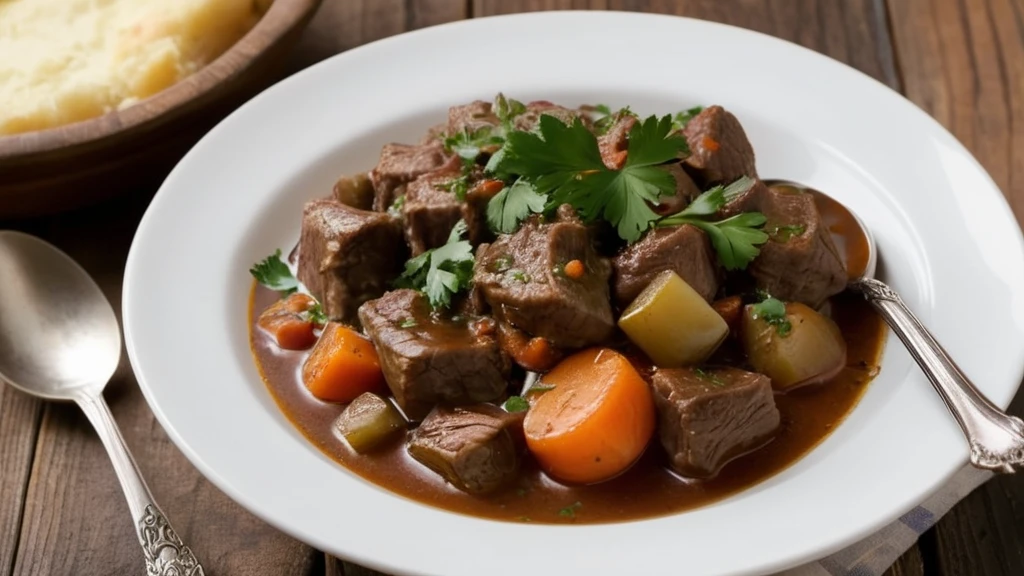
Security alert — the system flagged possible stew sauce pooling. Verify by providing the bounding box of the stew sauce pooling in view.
[248,97,886,524]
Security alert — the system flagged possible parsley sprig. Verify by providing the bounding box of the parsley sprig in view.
[250,249,299,294]
[486,179,546,233]
[395,220,475,309]
[751,295,792,336]
[488,114,689,243]
[671,106,704,132]
[658,176,769,270]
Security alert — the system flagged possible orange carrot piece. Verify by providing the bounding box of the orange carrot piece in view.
[702,136,720,151]
[563,259,585,280]
[517,337,561,372]
[258,293,317,350]
[524,348,655,484]
[302,323,386,403]
[475,179,505,196]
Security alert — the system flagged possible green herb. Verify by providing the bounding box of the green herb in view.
[443,126,504,161]
[490,254,515,273]
[394,221,475,309]
[304,302,329,325]
[508,269,530,283]
[250,249,299,295]
[399,318,418,328]
[436,174,471,201]
[769,223,806,242]
[586,104,636,135]
[558,501,582,518]
[494,93,527,133]
[503,396,530,413]
[694,367,726,387]
[671,106,704,131]
[491,114,689,243]
[387,194,406,218]
[486,179,546,233]
[751,296,792,336]
[529,383,556,392]
[658,176,769,270]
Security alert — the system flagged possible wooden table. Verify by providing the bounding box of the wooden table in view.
[2,1,1022,574]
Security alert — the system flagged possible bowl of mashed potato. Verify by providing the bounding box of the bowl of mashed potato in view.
[0,0,321,217]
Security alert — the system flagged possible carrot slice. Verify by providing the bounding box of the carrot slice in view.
[302,323,385,403]
[524,348,655,484]
[258,293,317,350]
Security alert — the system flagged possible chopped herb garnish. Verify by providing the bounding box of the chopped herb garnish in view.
[443,126,504,161]
[399,318,418,328]
[658,176,769,270]
[394,221,475,309]
[751,296,792,336]
[436,173,471,201]
[503,396,530,413]
[586,104,636,135]
[558,501,582,518]
[694,367,726,387]
[528,383,556,392]
[671,106,704,131]
[387,194,406,218]
[304,302,329,325]
[489,114,689,243]
[250,249,299,295]
[486,178,546,233]
[769,223,806,242]
[490,254,515,273]
[494,93,527,133]
[508,269,530,283]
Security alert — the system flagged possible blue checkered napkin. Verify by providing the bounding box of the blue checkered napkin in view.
[778,466,992,576]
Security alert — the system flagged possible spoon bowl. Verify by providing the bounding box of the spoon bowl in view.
[0,231,120,400]
[0,231,205,574]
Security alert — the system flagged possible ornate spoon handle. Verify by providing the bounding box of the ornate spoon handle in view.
[852,277,1024,472]
[75,391,206,575]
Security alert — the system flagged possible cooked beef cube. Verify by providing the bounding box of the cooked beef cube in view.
[358,289,510,420]
[474,209,615,349]
[652,367,780,478]
[419,122,448,145]
[463,180,501,247]
[408,404,524,494]
[613,225,718,308]
[298,199,406,324]
[598,113,636,169]
[716,177,769,219]
[368,142,447,212]
[447,100,499,135]
[513,100,583,132]
[402,168,463,256]
[683,106,758,186]
[655,163,703,216]
[750,185,846,307]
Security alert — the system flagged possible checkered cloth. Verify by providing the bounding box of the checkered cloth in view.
[779,466,992,575]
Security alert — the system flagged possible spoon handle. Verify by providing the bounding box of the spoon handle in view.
[852,277,1024,473]
[75,391,206,575]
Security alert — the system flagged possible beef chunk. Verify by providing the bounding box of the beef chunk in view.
[447,100,499,135]
[358,290,509,420]
[368,142,447,212]
[683,106,758,186]
[402,166,463,256]
[298,199,406,324]
[473,209,615,349]
[513,100,583,132]
[463,180,501,247]
[597,113,636,170]
[408,404,524,494]
[655,163,703,216]
[652,367,780,478]
[613,225,718,308]
[716,177,770,219]
[750,185,846,307]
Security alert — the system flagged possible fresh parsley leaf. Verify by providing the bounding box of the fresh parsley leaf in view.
[494,93,526,133]
[304,302,329,325]
[672,106,704,131]
[751,296,792,336]
[486,179,546,233]
[586,104,636,135]
[558,501,582,518]
[669,176,756,218]
[250,249,299,294]
[503,396,530,413]
[624,114,689,165]
[395,221,475,309]
[500,115,606,179]
[444,127,504,161]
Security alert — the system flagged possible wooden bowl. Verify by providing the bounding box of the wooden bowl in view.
[0,0,322,219]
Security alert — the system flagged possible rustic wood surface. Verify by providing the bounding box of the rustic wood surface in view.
[0,0,1020,574]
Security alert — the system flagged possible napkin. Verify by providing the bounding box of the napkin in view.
[780,466,992,576]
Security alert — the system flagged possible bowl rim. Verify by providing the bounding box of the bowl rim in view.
[0,0,322,160]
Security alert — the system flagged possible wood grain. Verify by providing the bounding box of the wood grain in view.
[6,195,319,576]
[888,0,1024,573]
[473,0,900,88]
[0,388,42,575]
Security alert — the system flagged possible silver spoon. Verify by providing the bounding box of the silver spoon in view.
[0,231,205,575]
[766,180,1024,473]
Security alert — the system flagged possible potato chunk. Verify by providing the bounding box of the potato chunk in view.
[334,392,406,453]
[618,270,728,367]
[740,301,847,390]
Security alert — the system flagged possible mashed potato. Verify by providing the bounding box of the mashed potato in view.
[0,0,269,135]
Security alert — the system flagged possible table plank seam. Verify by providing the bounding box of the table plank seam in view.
[4,400,44,576]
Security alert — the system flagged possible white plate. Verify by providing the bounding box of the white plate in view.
[123,11,1024,576]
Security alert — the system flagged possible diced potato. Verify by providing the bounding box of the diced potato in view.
[740,302,847,390]
[618,271,729,367]
[334,392,406,454]
[332,173,374,210]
